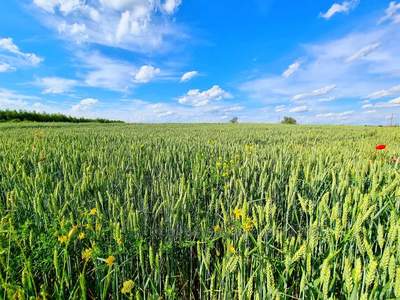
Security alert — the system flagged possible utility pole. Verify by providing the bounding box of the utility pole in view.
[389,113,394,127]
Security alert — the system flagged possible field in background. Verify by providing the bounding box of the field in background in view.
[0,123,399,299]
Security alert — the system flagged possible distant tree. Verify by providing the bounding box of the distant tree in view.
[230,117,239,124]
[0,110,124,123]
[281,116,297,125]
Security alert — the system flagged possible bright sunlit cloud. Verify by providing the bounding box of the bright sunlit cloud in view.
[0,1,399,124]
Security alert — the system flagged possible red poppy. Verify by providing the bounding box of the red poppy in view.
[375,144,386,150]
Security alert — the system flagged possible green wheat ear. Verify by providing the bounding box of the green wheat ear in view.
[0,123,399,298]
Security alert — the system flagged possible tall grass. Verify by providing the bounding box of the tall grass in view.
[0,123,399,299]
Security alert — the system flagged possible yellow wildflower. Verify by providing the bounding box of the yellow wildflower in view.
[242,218,254,233]
[78,232,85,240]
[58,235,68,244]
[244,144,255,154]
[68,225,78,239]
[89,208,97,216]
[227,243,236,254]
[105,255,116,267]
[233,208,243,220]
[121,280,135,294]
[213,224,221,233]
[82,248,92,261]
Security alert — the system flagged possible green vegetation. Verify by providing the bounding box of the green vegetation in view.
[0,110,123,123]
[281,116,297,125]
[230,117,239,124]
[0,123,399,299]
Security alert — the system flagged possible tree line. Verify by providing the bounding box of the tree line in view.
[0,110,124,123]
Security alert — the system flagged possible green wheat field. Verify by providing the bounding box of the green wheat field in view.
[0,123,399,299]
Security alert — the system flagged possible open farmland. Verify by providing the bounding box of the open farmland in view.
[0,123,399,299]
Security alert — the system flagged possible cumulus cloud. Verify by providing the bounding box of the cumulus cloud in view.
[58,22,88,43]
[289,106,309,113]
[0,38,43,68]
[346,43,380,63]
[32,0,184,52]
[180,70,198,82]
[282,60,302,78]
[72,98,99,111]
[134,65,161,83]
[33,0,84,14]
[35,77,78,94]
[320,0,359,20]
[292,85,336,101]
[163,0,182,14]
[77,52,168,91]
[105,98,248,123]
[178,85,232,107]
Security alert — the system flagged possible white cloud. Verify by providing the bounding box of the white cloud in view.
[0,62,15,72]
[275,105,286,112]
[366,85,400,99]
[116,11,131,42]
[32,0,184,52]
[316,110,354,118]
[78,52,169,91]
[241,20,400,110]
[36,77,78,94]
[346,43,380,63]
[320,0,359,20]
[180,70,198,82]
[33,0,58,13]
[81,52,136,91]
[362,101,398,109]
[282,60,302,78]
[178,85,232,107]
[379,1,400,24]
[221,105,244,113]
[100,0,144,11]
[0,86,246,123]
[72,98,99,111]
[389,96,400,104]
[292,85,336,101]
[33,0,87,14]
[289,106,309,113]
[163,0,182,14]
[0,87,42,110]
[157,110,175,117]
[0,38,43,68]
[317,96,336,102]
[134,65,160,83]
[101,98,247,123]
[58,22,88,43]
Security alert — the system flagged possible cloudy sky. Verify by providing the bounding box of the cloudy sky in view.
[1,0,400,124]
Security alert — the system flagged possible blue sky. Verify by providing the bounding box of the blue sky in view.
[0,0,400,124]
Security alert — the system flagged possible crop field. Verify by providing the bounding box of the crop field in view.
[0,123,399,299]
